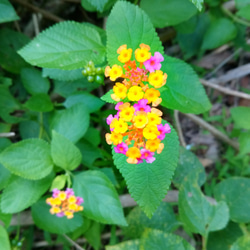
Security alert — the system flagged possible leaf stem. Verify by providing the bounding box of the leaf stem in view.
[222,7,250,27]
[202,235,207,250]
[239,223,250,236]
[38,112,44,139]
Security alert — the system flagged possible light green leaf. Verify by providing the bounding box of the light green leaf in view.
[43,68,83,82]
[0,163,11,191]
[214,177,250,223]
[113,124,179,218]
[123,202,179,239]
[106,240,140,250]
[64,92,104,113]
[189,0,204,11]
[32,197,83,234]
[239,132,250,156]
[0,139,53,180]
[201,18,237,50]
[50,103,90,143]
[231,235,250,250]
[18,21,106,70]
[101,90,118,104]
[50,175,67,191]
[231,106,250,129]
[140,229,194,250]
[106,1,163,66]
[161,55,211,114]
[179,174,229,236]
[0,210,12,228]
[140,0,197,28]
[0,0,19,23]
[51,131,82,171]
[24,94,53,112]
[21,68,50,95]
[73,170,127,226]
[0,225,11,250]
[236,5,250,20]
[1,174,53,213]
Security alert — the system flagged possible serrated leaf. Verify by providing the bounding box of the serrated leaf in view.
[101,89,118,104]
[231,106,250,129]
[214,177,250,223]
[160,55,211,114]
[43,68,83,81]
[0,0,19,23]
[106,1,163,66]
[179,174,229,236]
[21,67,50,95]
[18,21,106,70]
[51,131,82,171]
[32,197,83,234]
[189,0,204,11]
[231,235,250,250]
[0,139,53,180]
[73,170,127,226]
[140,0,197,28]
[50,103,90,143]
[140,229,194,250]
[0,225,11,250]
[0,163,11,191]
[24,94,53,112]
[106,240,140,250]
[113,124,179,217]
[1,174,53,213]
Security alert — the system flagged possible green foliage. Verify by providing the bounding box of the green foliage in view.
[19,21,106,70]
[101,89,118,104]
[50,174,67,191]
[113,124,179,217]
[84,221,101,250]
[214,177,250,223]
[0,0,19,23]
[0,225,11,250]
[81,0,116,12]
[189,0,204,11]
[0,139,53,180]
[0,163,11,191]
[106,240,140,250]
[73,171,127,226]
[231,236,250,250]
[140,0,197,28]
[235,0,250,9]
[236,5,250,20]
[231,106,250,129]
[24,94,53,112]
[42,68,83,81]
[239,132,250,156]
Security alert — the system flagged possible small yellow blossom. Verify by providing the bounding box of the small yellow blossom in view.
[117,45,133,63]
[148,70,167,88]
[127,86,144,101]
[135,44,151,62]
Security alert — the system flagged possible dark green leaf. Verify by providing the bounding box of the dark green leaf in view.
[43,68,83,82]
[0,0,19,23]
[81,0,116,12]
[231,106,250,129]
[24,94,53,112]
[236,5,250,20]
[239,132,250,156]
[19,120,40,139]
[84,221,101,250]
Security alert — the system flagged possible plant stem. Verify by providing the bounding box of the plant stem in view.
[239,223,250,236]
[202,235,207,250]
[222,7,250,27]
[38,112,44,139]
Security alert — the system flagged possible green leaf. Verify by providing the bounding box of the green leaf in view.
[21,68,50,95]
[179,174,229,236]
[123,202,179,239]
[140,0,197,28]
[201,18,237,50]
[106,240,140,250]
[140,229,194,250]
[84,221,101,250]
[73,170,127,226]
[113,124,179,218]
[0,28,30,74]
[214,177,250,223]
[83,127,101,147]
[0,139,53,180]
[235,0,250,9]
[106,1,163,66]
[239,132,250,156]
[236,5,250,20]
[1,174,53,213]
[81,0,116,12]
[231,106,250,129]
[51,131,82,171]
[0,225,11,250]
[50,103,90,143]
[0,210,12,228]
[189,0,204,11]
[0,0,19,23]
[64,92,104,113]
[160,55,211,114]
[19,120,40,139]
[43,68,83,82]
[173,147,206,188]
[24,94,53,112]
[0,163,11,191]
[50,175,67,191]
[231,235,250,250]
[101,90,118,104]
[32,197,83,234]
[18,21,106,70]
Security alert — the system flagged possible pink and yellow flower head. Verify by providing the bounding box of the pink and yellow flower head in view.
[46,188,84,219]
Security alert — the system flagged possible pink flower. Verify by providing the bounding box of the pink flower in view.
[65,188,74,197]
[157,123,171,140]
[76,197,84,205]
[56,212,65,217]
[137,157,143,164]
[144,52,164,73]
[133,99,151,113]
[106,114,114,125]
[114,142,128,154]
[140,149,155,163]
[52,188,60,198]
[115,102,123,110]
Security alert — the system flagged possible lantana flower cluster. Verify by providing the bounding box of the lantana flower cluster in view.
[46,188,84,219]
[105,44,171,164]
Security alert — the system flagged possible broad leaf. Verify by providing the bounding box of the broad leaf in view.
[24,94,53,112]
[1,174,53,213]
[0,225,11,250]
[51,131,82,171]
[0,210,12,228]
[106,240,140,250]
[231,106,250,129]
[106,1,163,66]
[73,170,127,226]
[140,0,197,28]
[189,0,204,11]
[19,21,106,70]
[236,5,250,20]
[113,124,179,217]
[19,120,40,139]
[161,55,211,114]
[81,0,116,12]
[214,177,250,223]
[231,236,250,250]
[84,221,101,250]
[32,197,83,234]
[43,68,83,81]
[0,163,11,191]
[0,139,53,180]
[50,175,67,191]
[50,103,90,143]
[0,0,19,23]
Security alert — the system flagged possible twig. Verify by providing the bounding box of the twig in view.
[200,79,250,100]
[63,234,85,250]
[32,14,40,36]
[11,0,64,22]
[182,113,239,151]
[0,132,15,138]
[174,110,186,147]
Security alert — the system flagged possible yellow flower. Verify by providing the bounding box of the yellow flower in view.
[106,64,123,81]
[110,132,123,145]
[117,45,132,63]
[64,211,74,219]
[143,125,160,140]
[146,138,161,152]
[120,106,135,122]
[134,111,148,128]
[127,86,144,101]
[111,119,128,134]
[148,70,167,88]
[58,192,67,201]
[126,147,141,164]
[50,206,61,214]
[144,88,160,104]
[113,82,127,99]
[68,195,77,204]
[147,112,161,125]
[135,44,151,63]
